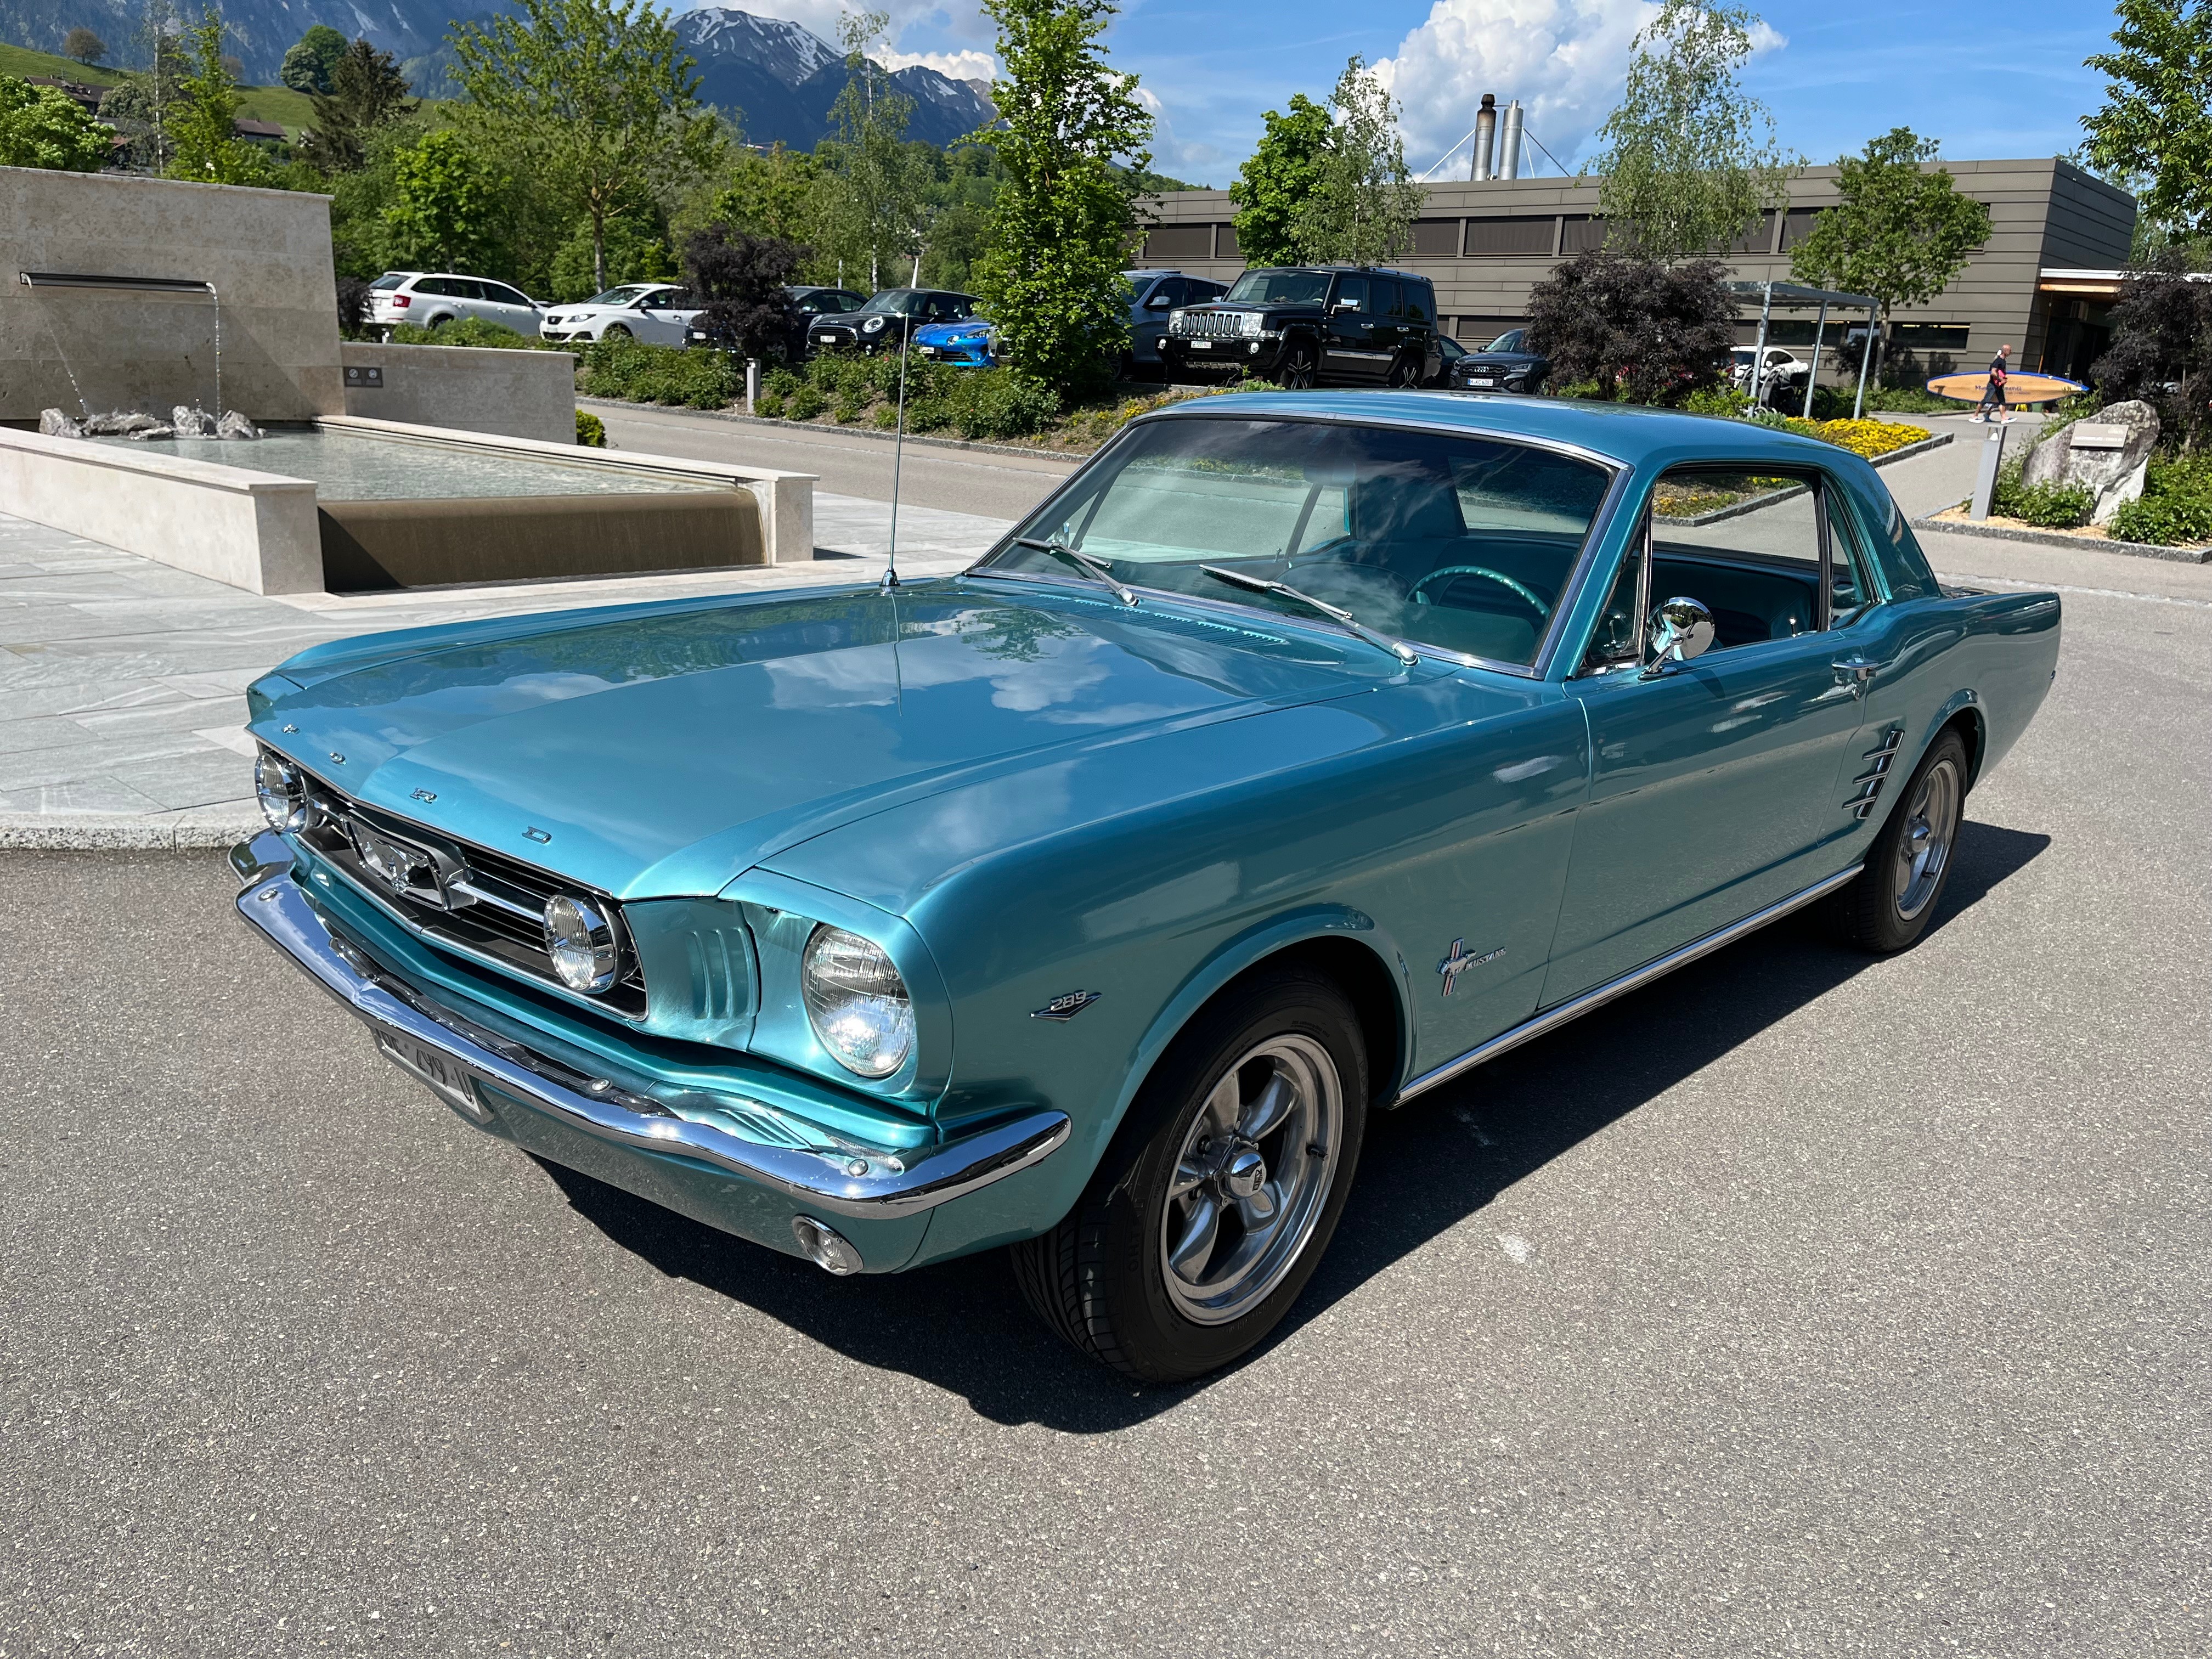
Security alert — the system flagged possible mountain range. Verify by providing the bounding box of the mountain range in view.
[0,2,997,150]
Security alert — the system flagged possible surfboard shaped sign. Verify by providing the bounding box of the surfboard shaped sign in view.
[1926,370,2088,404]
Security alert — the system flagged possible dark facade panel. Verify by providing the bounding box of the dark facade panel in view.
[1560,215,1607,253]
[1412,218,1462,257]
[1216,222,1240,259]
[1143,224,1214,261]
[1465,216,1558,257]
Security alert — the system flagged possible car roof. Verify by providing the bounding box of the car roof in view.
[1136,389,1866,470]
[1246,265,1432,280]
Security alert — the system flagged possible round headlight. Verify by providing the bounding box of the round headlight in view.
[861,315,888,332]
[255,749,307,832]
[543,895,620,993]
[801,925,913,1079]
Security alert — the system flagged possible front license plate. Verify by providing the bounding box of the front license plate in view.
[1189,340,1212,349]
[1470,377,1495,388]
[374,1029,494,1122]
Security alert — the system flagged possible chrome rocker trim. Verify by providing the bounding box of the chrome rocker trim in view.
[231,832,1070,1220]
[1393,863,1864,1105]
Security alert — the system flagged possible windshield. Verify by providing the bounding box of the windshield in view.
[857,290,928,316]
[1225,269,1330,307]
[1487,329,1524,352]
[581,286,655,307]
[980,417,1615,667]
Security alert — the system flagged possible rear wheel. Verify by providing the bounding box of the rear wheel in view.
[1278,345,1317,390]
[1831,729,1968,952]
[1012,968,1367,1383]
[1385,354,1421,388]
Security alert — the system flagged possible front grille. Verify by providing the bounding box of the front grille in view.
[292,767,647,1019]
[1172,311,1256,340]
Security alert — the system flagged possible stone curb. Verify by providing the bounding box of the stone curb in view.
[0,807,262,853]
[1912,510,2212,564]
[578,396,1090,466]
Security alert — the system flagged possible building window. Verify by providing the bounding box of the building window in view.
[1412,218,1462,257]
[1457,315,1522,343]
[1463,215,1558,257]
[1142,224,1214,260]
[1560,215,1610,253]
[1216,223,1240,259]
[1726,212,1776,254]
[1779,208,1820,251]
[1889,323,1971,349]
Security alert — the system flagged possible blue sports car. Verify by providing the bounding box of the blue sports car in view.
[234,392,2058,1382]
[913,317,996,366]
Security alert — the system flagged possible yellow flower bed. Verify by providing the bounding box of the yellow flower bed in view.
[1776,416,1933,458]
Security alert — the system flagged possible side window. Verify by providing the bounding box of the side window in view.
[1374,279,1404,319]
[1152,277,1185,307]
[1404,283,1432,324]
[1646,467,1825,652]
[1330,274,1368,314]
[484,282,528,306]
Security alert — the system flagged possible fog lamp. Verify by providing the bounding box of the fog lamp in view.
[801,925,913,1079]
[543,894,620,993]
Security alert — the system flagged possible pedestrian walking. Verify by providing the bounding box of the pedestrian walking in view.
[1974,344,2012,422]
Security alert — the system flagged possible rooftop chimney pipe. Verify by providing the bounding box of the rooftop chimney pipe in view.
[1470,93,1497,182]
[1499,100,1524,179]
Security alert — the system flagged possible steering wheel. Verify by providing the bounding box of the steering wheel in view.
[1407,565,1553,621]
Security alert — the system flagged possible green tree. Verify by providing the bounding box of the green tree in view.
[1291,58,1423,266]
[381,129,502,271]
[1593,0,1796,262]
[449,0,723,291]
[0,74,111,170]
[2080,0,2212,240]
[698,143,821,243]
[280,24,349,94]
[168,9,264,184]
[301,37,416,172]
[814,10,928,289]
[1229,93,1330,268]
[1788,127,1991,380]
[63,26,106,66]
[973,0,1152,396]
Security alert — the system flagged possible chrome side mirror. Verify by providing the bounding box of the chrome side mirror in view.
[1641,596,1716,678]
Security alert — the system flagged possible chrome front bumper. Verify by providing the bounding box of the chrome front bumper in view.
[230,832,1069,1240]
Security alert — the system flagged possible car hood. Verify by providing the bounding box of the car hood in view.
[250,580,1402,903]
[915,320,988,342]
[1458,351,1547,370]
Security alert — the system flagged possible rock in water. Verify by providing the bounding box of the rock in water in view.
[172,405,216,437]
[39,408,86,439]
[215,410,261,440]
[2020,398,2160,524]
[122,424,177,441]
[83,410,168,437]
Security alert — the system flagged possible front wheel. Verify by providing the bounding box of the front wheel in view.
[1012,968,1367,1383]
[601,323,631,340]
[1831,728,1968,952]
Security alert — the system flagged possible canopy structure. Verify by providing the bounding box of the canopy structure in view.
[1726,280,1881,420]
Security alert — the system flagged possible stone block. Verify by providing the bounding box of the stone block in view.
[340,342,581,444]
[2021,398,2160,523]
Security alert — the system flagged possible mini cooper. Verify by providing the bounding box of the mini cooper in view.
[235,393,2057,1383]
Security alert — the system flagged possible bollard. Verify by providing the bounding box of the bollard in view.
[746,358,760,415]
[1969,418,2008,520]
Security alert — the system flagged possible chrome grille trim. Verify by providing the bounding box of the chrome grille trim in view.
[286,763,648,1019]
[1171,310,1257,340]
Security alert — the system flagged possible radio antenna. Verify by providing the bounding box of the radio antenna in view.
[882,317,912,591]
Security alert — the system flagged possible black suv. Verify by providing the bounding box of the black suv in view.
[809,289,979,356]
[1160,266,1441,389]
[1446,326,1550,396]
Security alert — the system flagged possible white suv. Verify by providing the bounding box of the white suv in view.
[366,272,544,339]
[539,284,702,346]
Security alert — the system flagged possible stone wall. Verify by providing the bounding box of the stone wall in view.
[340,342,579,445]
[0,167,343,425]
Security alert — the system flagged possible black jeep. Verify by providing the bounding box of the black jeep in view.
[1159,266,1442,390]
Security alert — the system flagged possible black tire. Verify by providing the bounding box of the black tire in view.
[1012,968,1367,1383]
[1830,728,1968,952]
[1278,345,1317,390]
[602,323,631,340]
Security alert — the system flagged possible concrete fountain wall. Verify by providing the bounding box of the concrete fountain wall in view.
[1,166,345,423]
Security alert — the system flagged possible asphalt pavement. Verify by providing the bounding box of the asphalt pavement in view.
[3,510,2208,1654]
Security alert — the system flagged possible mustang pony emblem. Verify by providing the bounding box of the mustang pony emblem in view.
[1437,939,1505,996]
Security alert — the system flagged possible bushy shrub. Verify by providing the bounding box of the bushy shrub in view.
[1682,385,1751,419]
[754,389,786,419]
[953,373,1062,441]
[1990,459,2094,528]
[1862,385,1954,414]
[577,338,739,408]
[2107,456,2212,546]
[388,317,545,350]
[764,365,802,398]
[787,383,827,421]
[575,408,606,447]
[1525,250,1737,405]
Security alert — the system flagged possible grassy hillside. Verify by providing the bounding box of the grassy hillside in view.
[1,39,330,136]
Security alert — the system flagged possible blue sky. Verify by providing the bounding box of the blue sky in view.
[725,0,2123,188]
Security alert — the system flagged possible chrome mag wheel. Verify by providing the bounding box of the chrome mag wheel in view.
[1279,348,1316,390]
[1893,754,1961,921]
[1158,1034,1342,1326]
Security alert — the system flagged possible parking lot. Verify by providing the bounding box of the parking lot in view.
[2,421,2207,1655]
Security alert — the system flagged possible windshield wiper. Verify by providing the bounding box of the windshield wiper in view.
[1012,537,1139,606]
[1199,565,1418,665]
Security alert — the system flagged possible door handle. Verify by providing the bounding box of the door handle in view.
[1832,656,1879,693]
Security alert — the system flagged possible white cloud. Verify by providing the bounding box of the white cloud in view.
[1372,0,1658,178]
[878,47,999,81]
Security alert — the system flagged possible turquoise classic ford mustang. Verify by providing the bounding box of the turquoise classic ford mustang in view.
[234,392,2058,1381]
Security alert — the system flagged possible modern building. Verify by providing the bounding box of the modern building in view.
[1137,157,2135,385]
